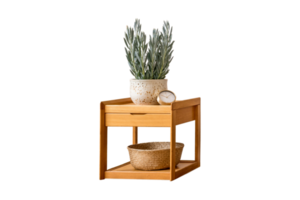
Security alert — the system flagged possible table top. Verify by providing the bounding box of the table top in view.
[101,97,200,114]
[120,99,183,106]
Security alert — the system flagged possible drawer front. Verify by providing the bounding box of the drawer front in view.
[105,113,171,127]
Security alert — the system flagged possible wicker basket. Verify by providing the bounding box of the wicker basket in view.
[127,142,184,171]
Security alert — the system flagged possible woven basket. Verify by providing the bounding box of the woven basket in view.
[127,142,184,171]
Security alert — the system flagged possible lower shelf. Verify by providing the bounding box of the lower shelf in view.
[105,160,199,180]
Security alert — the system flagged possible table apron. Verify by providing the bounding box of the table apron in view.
[105,113,171,127]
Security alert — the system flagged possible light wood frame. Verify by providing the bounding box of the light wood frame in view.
[100,97,201,181]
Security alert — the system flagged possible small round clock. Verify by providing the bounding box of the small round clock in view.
[157,90,176,105]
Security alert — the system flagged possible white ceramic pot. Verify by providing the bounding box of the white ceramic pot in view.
[130,79,168,105]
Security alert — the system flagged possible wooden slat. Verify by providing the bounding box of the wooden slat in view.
[175,106,196,125]
[172,97,200,110]
[106,160,130,171]
[102,97,171,114]
[100,97,132,105]
[105,162,170,180]
[105,105,171,114]
[105,162,195,180]
[180,160,197,163]
[105,113,171,127]
[175,163,197,180]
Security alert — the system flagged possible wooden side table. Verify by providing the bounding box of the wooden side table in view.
[99,97,201,181]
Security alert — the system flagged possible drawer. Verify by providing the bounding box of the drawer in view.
[105,113,171,127]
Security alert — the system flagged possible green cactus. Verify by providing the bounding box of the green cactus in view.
[121,17,177,79]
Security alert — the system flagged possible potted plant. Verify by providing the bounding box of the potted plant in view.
[124,19,174,105]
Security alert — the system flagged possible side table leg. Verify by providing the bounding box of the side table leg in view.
[97,101,101,181]
[200,97,203,167]
[169,110,178,182]
[98,102,109,181]
[133,126,138,144]
[168,126,178,142]
[97,135,100,181]
[195,103,201,167]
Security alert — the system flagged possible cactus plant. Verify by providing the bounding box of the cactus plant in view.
[124,19,174,79]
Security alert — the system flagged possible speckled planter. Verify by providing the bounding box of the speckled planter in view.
[130,79,168,105]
